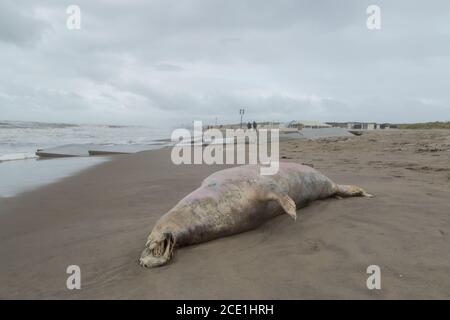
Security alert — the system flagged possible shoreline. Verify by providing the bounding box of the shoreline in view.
[0,127,352,198]
[0,156,111,198]
[0,130,449,299]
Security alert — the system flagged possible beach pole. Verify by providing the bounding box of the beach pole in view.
[240,108,245,128]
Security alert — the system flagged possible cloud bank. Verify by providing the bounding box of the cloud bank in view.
[1,0,449,126]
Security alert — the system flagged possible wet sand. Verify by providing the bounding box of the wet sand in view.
[0,129,449,299]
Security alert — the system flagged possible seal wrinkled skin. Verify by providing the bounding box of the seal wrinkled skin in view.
[139,162,372,268]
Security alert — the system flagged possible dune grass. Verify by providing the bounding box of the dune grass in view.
[397,121,450,129]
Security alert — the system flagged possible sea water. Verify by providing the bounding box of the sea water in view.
[0,120,172,197]
[0,120,171,162]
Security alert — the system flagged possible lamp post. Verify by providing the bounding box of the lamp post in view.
[239,108,245,128]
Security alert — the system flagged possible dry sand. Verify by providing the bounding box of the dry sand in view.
[0,129,449,299]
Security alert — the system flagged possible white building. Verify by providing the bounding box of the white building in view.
[287,120,332,129]
[346,122,378,130]
[326,122,379,130]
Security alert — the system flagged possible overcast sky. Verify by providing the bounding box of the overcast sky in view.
[1,0,449,126]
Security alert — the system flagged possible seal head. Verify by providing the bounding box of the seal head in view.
[139,232,175,267]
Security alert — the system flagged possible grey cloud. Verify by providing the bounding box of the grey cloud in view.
[0,1,50,46]
[0,0,449,125]
[155,64,184,72]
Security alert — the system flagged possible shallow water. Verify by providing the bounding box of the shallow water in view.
[0,157,109,198]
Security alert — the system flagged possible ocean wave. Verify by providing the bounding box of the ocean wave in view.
[0,120,78,130]
[0,120,171,162]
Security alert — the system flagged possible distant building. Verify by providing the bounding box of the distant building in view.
[207,122,281,130]
[327,122,379,130]
[287,120,332,129]
[257,122,280,129]
[379,123,397,129]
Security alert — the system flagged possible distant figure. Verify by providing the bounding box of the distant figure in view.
[247,122,252,129]
[252,121,257,129]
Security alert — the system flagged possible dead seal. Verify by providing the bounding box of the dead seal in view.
[139,162,372,268]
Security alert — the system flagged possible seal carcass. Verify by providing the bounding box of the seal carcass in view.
[139,162,372,267]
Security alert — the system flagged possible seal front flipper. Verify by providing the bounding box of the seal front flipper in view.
[266,192,297,220]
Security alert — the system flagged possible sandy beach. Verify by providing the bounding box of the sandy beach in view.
[0,129,449,299]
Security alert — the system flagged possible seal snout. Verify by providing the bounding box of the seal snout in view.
[139,232,175,268]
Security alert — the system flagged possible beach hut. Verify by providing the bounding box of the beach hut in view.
[287,120,331,129]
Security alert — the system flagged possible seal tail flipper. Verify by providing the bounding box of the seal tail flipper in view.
[335,184,373,198]
[267,192,297,220]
